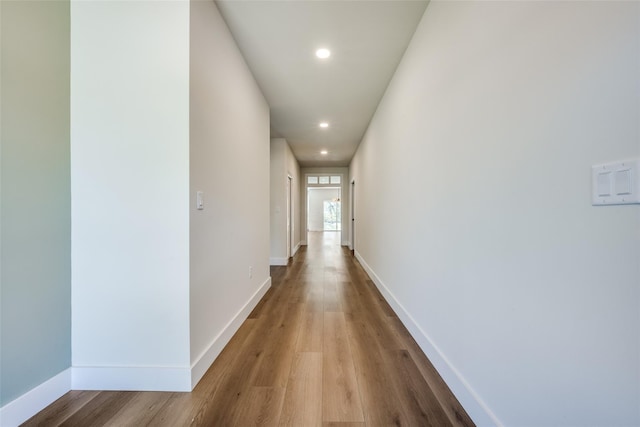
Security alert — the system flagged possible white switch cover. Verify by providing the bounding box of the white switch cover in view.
[597,172,611,196]
[196,191,204,210]
[615,169,631,195]
[592,159,640,205]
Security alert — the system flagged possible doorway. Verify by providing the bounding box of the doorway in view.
[307,187,341,232]
[305,174,344,246]
[286,175,293,258]
[350,180,355,254]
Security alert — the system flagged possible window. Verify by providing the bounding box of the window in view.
[323,200,341,231]
[307,174,342,187]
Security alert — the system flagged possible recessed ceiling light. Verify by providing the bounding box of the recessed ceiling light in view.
[320,150,328,155]
[319,122,329,128]
[316,48,331,59]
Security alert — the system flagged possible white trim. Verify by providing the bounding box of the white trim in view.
[303,171,347,247]
[291,242,301,256]
[354,251,503,427]
[190,276,271,387]
[71,366,191,392]
[270,257,288,266]
[0,368,71,427]
[73,278,272,392]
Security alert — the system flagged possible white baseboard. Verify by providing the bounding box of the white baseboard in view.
[71,366,191,392]
[190,276,271,388]
[0,368,71,427]
[270,257,288,266]
[0,277,273,426]
[291,242,301,256]
[354,251,502,427]
[301,240,307,246]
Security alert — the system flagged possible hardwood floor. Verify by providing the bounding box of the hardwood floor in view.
[22,232,474,427]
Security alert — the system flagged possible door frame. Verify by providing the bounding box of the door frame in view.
[303,173,345,244]
[286,175,293,258]
[350,179,355,254]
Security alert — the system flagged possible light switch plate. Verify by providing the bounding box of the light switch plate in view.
[196,191,204,210]
[592,159,640,205]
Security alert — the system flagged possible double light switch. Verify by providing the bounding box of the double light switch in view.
[592,159,639,205]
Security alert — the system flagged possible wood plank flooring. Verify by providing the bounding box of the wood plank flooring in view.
[22,232,474,427]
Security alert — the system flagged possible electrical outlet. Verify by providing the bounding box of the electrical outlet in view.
[249,266,253,278]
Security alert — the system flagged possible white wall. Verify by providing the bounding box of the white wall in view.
[350,2,640,426]
[1,0,272,422]
[71,0,191,389]
[270,138,301,265]
[301,167,349,245]
[285,141,302,254]
[0,0,71,417]
[189,0,271,385]
[307,188,341,232]
[270,139,285,261]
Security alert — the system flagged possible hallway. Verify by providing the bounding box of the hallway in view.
[23,232,472,427]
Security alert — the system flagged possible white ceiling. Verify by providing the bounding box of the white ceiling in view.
[216,0,429,167]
